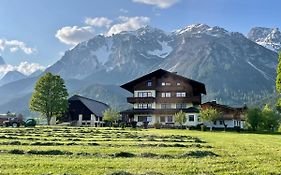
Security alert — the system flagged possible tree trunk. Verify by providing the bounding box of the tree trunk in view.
[222,120,227,131]
[47,116,51,125]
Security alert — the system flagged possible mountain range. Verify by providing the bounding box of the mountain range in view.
[0,24,279,116]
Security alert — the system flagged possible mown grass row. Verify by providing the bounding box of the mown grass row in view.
[5,149,218,158]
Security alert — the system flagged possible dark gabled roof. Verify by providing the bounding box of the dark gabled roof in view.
[68,95,109,117]
[120,69,206,94]
[201,101,246,112]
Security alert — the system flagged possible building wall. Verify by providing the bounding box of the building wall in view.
[134,90,156,97]
[204,119,245,129]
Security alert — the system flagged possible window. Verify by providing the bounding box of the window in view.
[176,92,186,97]
[219,121,223,125]
[161,82,171,86]
[176,82,181,86]
[160,116,166,122]
[161,104,172,109]
[138,92,152,97]
[137,103,152,109]
[147,81,152,87]
[213,121,217,125]
[188,115,194,122]
[161,92,171,97]
[176,103,186,109]
[138,116,147,122]
[167,116,173,123]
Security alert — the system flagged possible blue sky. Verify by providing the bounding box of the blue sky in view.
[0,0,280,73]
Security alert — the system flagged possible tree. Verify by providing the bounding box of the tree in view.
[29,72,68,125]
[103,108,120,126]
[261,104,281,131]
[200,107,222,131]
[174,110,187,128]
[276,52,281,111]
[245,107,262,131]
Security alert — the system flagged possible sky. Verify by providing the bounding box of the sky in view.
[0,0,280,75]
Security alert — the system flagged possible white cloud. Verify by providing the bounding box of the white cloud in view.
[0,39,36,54]
[119,8,129,14]
[0,61,46,78]
[55,26,95,45]
[85,17,112,28]
[132,0,179,8]
[107,16,150,36]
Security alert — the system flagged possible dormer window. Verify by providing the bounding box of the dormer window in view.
[147,81,152,87]
[161,82,171,86]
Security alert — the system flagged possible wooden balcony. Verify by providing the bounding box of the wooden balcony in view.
[156,96,201,104]
[127,97,155,104]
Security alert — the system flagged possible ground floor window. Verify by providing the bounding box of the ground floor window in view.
[138,116,147,122]
[160,116,166,123]
[219,120,223,125]
[167,116,173,123]
[188,115,194,122]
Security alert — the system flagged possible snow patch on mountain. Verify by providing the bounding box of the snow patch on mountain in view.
[147,41,172,58]
[91,45,111,64]
[248,27,281,52]
[247,61,273,80]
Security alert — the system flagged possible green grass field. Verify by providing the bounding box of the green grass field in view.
[0,127,281,175]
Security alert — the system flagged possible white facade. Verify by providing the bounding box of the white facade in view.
[204,119,245,129]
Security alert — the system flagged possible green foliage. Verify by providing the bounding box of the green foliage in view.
[103,108,120,125]
[29,72,68,125]
[276,52,281,111]
[174,110,187,126]
[276,52,281,94]
[199,107,222,122]
[245,107,262,131]
[261,104,281,131]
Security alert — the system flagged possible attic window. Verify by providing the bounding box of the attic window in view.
[147,81,152,87]
[176,82,181,86]
[161,82,171,86]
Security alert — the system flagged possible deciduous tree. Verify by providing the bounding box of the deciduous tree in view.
[245,107,262,131]
[103,108,120,126]
[174,110,187,128]
[29,72,68,125]
[200,108,222,131]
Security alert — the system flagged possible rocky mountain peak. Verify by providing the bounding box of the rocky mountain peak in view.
[248,27,281,52]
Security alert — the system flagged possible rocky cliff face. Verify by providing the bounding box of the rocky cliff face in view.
[248,27,281,53]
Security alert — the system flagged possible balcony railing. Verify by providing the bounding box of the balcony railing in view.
[127,97,155,103]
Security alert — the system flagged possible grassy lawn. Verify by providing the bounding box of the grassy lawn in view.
[0,127,281,175]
